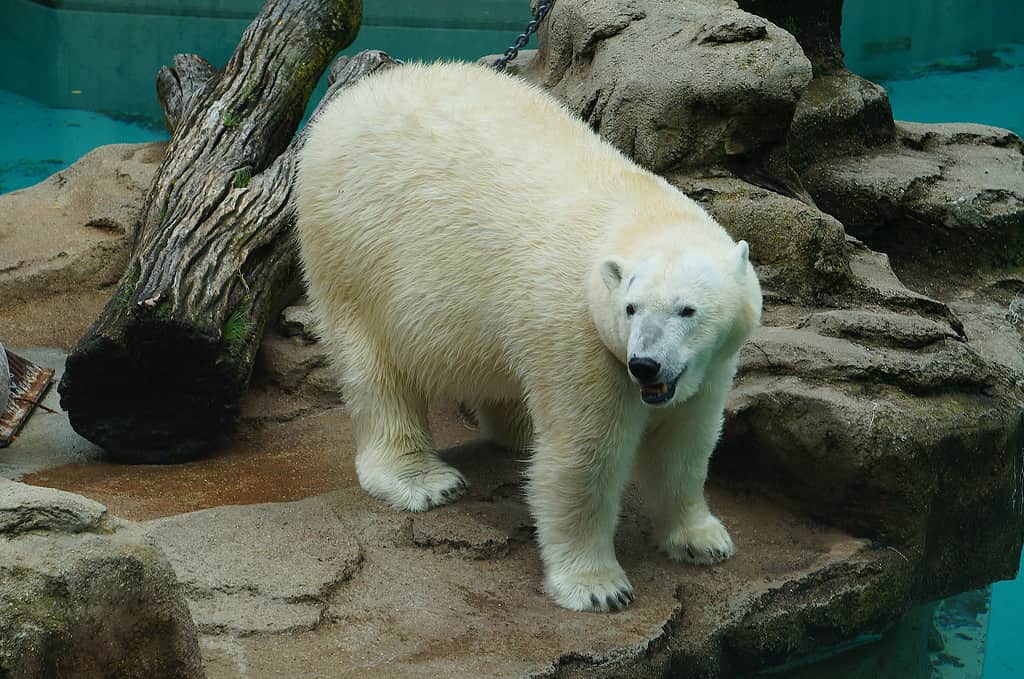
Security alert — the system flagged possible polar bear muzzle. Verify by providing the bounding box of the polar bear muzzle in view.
[629,357,682,405]
[638,374,679,405]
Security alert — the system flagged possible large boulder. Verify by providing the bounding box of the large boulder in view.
[522,0,812,193]
[0,479,204,678]
[802,122,1024,278]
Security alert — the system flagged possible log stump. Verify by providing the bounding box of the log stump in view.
[59,0,397,463]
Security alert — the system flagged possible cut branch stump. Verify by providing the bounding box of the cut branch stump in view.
[59,0,398,463]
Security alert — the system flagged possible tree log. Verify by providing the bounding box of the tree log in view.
[58,0,392,463]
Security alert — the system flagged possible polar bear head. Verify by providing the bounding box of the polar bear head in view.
[590,240,760,407]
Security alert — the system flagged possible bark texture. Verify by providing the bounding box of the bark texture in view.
[58,0,383,463]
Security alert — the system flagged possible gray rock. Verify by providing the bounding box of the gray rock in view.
[800,308,962,349]
[0,520,203,678]
[0,478,107,536]
[252,330,341,411]
[788,70,896,173]
[0,143,165,352]
[0,142,164,308]
[803,122,1024,278]
[181,463,907,679]
[477,49,537,76]
[671,174,851,301]
[522,0,812,178]
[279,303,319,342]
[144,496,363,637]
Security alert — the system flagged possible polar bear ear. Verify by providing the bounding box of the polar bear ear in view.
[599,256,627,292]
[732,240,750,277]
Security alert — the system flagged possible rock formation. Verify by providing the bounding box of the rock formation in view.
[0,480,203,678]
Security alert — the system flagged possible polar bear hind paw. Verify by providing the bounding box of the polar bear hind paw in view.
[661,515,736,565]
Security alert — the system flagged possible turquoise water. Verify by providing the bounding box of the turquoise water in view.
[870,43,1024,135]
[984,567,1024,678]
[0,89,167,193]
[0,0,533,193]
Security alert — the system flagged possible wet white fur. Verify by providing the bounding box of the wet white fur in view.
[295,62,762,612]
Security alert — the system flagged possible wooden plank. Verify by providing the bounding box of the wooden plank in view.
[0,350,54,447]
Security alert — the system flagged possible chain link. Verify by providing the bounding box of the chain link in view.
[492,1,555,72]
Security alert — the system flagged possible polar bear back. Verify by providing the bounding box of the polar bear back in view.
[296,61,732,400]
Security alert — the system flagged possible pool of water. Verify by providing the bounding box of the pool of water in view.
[858,43,1024,135]
[0,0,534,193]
[0,89,167,193]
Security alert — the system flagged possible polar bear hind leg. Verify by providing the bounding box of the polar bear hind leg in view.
[476,399,533,451]
[328,310,467,512]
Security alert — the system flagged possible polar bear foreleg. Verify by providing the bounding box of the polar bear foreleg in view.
[636,370,735,565]
[525,395,644,612]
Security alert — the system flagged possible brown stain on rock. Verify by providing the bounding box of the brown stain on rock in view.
[22,404,476,521]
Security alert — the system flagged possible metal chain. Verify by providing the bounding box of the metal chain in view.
[492,0,555,72]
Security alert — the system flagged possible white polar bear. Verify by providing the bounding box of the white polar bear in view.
[295,62,762,613]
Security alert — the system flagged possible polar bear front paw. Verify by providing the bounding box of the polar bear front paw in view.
[545,567,635,613]
[358,457,468,512]
[661,514,735,565]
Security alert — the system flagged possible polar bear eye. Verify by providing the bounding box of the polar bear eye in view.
[679,306,696,318]
[625,304,636,317]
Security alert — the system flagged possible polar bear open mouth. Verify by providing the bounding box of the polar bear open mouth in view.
[639,375,679,405]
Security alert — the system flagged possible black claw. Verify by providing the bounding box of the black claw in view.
[686,545,696,559]
[605,594,620,612]
[441,489,452,498]
[616,591,629,607]
[625,589,635,603]
[590,593,600,609]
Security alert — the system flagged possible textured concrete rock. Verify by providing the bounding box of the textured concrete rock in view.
[0,142,163,305]
[0,482,203,679]
[145,497,363,636]
[0,142,165,349]
[279,303,319,342]
[253,331,339,408]
[174,447,904,679]
[671,174,851,301]
[523,0,812,179]
[788,70,896,173]
[0,477,107,536]
[803,123,1024,277]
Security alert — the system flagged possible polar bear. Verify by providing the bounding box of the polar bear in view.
[295,62,762,612]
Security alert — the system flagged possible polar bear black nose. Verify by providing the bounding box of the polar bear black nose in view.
[628,357,661,383]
